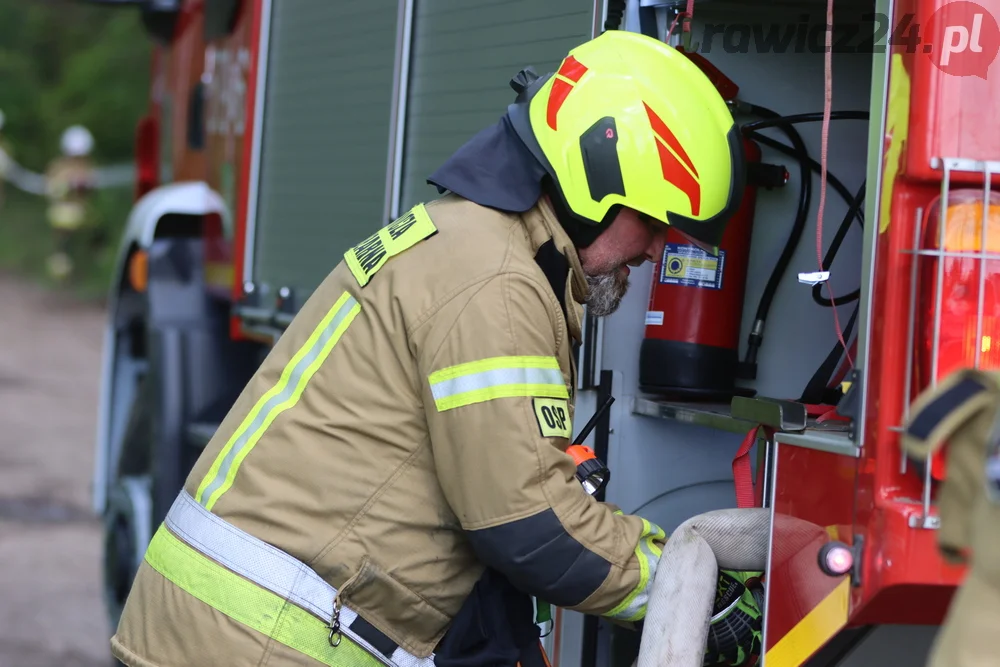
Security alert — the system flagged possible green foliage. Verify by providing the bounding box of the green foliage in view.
[0,0,152,299]
[0,0,151,170]
[0,185,136,301]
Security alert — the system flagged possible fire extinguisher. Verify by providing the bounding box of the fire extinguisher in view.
[639,137,785,400]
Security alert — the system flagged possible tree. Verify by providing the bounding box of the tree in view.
[0,0,151,171]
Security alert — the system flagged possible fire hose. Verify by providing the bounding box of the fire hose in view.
[629,508,834,667]
[0,145,134,197]
[568,401,774,666]
[633,508,770,667]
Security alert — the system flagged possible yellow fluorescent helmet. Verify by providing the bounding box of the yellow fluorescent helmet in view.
[507,30,745,251]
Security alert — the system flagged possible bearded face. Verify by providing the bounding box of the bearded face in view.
[570,205,668,319]
[585,268,630,317]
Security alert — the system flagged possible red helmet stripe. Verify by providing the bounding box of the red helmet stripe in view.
[546,56,589,130]
[643,102,699,177]
[557,55,588,83]
[547,79,574,130]
[644,102,701,216]
[653,139,701,216]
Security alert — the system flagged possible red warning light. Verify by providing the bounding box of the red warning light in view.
[818,541,854,577]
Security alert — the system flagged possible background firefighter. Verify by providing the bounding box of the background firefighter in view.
[44,124,96,281]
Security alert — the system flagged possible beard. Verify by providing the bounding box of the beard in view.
[585,268,630,318]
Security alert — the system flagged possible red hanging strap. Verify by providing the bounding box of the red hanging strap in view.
[732,401,849,508]
[667,0,696,38]
[803,402,850,423]
[733,425,772,508]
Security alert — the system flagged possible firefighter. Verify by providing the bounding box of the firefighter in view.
[901,368,1000,667]
[111,30,749,667]
[44,125,96,281]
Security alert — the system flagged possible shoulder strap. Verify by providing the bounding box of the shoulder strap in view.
[901,370,999,460]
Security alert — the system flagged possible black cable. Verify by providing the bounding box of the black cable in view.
[603,0,626,31]
[736,106,871,379]
[743,128,866,306]
[811,181,866,307]
[743,130,863,229]
[800,304,860,405]
[737,103,812,380]
[741,111,870,134]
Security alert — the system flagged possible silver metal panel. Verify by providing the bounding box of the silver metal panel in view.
[250,1,399,302]
[856,0,896,449]
[774,430,860,458]
[383,0,416,224]
[397,0,594,212]
[241,0,273,286]
[632,397,757,435]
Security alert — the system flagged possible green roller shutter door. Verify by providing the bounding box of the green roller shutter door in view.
[399,0,595,212]
[252,1,398,301]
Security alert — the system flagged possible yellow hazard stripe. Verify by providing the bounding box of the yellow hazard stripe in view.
[604,518,665,622]
[144,525,382,667]
[195,291,361,510]
[764,577,851,667]
[428,355,568,411]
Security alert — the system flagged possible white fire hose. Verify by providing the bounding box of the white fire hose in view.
[0,145,134,197]
[634,508,829,667]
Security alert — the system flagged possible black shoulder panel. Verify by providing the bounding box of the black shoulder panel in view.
[533,239,569,324]
[906,375,991,441]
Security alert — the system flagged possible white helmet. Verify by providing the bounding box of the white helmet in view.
[61,125,94,157]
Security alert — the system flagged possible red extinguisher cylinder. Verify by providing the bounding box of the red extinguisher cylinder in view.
[639,137,763,399]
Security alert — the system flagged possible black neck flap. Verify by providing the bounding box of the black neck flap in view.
[533,238,570,327]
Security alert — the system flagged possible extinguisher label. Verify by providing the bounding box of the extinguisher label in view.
[659,243,725,290]
[645,311,664,326]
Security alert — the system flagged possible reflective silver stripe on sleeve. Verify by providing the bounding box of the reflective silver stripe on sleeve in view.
[196,293,360,508]
[605,534,660,621]
[427,356,569,411]
[430,367,566,401]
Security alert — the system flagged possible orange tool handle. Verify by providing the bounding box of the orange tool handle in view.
[566,444,597,466]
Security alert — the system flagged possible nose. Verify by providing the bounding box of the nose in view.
[644,227,667,262]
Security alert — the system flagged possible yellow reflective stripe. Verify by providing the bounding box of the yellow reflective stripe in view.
[428,355,567,411]
[764,578,850,667]
[144,525,382,667]
[605,518,665,622]
[195,291,361,509]
[428,355,560,382]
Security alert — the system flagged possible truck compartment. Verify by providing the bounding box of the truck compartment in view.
[602,0,873,529]
[546,1,943,665]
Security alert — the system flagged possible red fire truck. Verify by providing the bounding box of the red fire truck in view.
[87,0,1000,664]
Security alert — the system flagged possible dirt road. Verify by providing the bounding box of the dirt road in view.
[0,273,111,667]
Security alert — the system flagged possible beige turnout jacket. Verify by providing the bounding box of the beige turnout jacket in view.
[901,369,1000,667]
[111,194,665,667]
